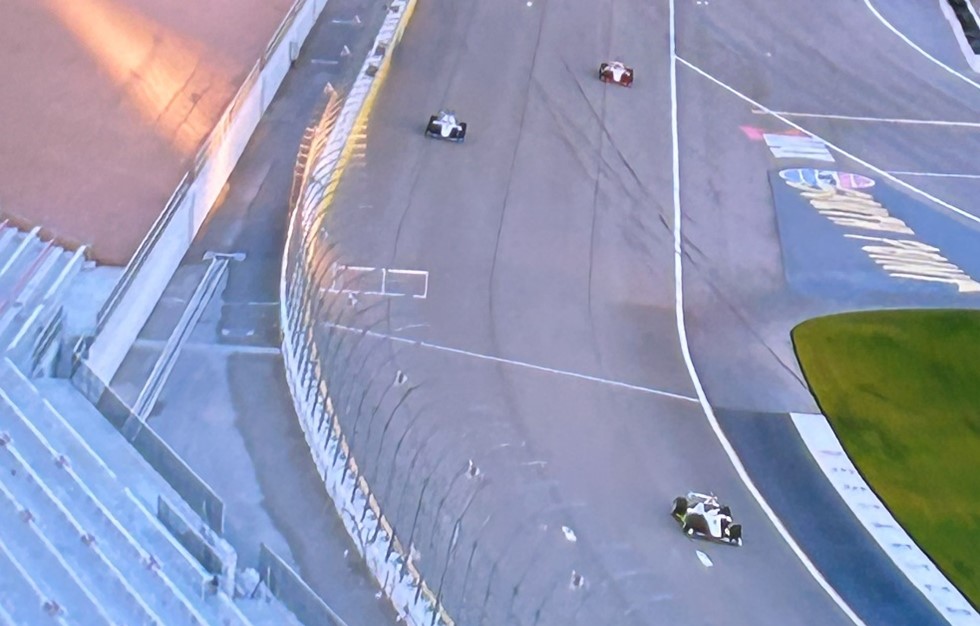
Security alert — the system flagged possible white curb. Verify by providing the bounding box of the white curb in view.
[791,413,979,625]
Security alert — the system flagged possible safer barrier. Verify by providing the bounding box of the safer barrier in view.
[941,0,980,70]
[278,1,455,624]
[85,0,332,386]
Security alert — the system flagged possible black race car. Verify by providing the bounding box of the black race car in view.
[599,61,634,87]
[425,109,467,142]
[671,492,742,546]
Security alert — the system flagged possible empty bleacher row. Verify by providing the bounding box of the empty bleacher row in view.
[0,223,304,625]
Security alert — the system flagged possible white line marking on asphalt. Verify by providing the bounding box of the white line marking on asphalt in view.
[133,338,282,356]
[324,322,698,402]
[695,550,713,568]
[392,323,430,332]
[668,2,865,623]
[679,56,980,230]
[329,264,429,298]
[863,0,980,93]
[886,171,980,179]
[750,109,980,128]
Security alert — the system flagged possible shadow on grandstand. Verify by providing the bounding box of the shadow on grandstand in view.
[0,220,346,625]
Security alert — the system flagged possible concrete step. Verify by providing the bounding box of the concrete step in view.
[0,239,74,355]
[0,227,44,296]
[16,246,67,312]
[0,362,214,625]
[0,221,19,263]
[0,479,112,625]
[0,362,255,624]
[34,377,268,624]
[0,427,163,625]
[0,532,71,626]
[33,378,181,509]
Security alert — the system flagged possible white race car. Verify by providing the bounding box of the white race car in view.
[599,61,634,87]
[671,492,742,546]
[425,109,467,142]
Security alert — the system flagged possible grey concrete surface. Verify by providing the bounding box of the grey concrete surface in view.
[676,2,980,623]
[0,0,292,264]
[107,1,398,624]
[295,0,948,623]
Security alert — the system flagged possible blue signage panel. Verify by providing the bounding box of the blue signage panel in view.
[770,168,980,299]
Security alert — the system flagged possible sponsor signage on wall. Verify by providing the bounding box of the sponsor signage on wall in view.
[770,168,980,296]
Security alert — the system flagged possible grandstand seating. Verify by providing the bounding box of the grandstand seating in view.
[0,223,302,625]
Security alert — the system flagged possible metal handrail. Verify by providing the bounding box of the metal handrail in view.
[263,0,310,65]
[94,173,190,333]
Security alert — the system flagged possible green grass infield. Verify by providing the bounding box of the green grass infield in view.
[792,309,980,607]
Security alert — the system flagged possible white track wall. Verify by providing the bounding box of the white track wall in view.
[278,1,456,624]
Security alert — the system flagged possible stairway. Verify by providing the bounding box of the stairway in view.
[0,224,303,625]
[0,222,86,376]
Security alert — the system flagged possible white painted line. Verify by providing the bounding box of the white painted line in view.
[751,109,980,129]
[696,550,713,568]
[329,264,429,298]
[791,413,979,625]
[324,322,699,403]
[132,338,282,356]
[863,0,980,93]
[678,56,980,230]
[668,2,865,623]
[764,133,835,161]
[887,171,980,179]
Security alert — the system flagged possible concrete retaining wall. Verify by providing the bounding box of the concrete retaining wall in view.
[940,0,980,71]
[85,0,332,386]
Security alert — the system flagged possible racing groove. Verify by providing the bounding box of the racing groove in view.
[312,0,860,623]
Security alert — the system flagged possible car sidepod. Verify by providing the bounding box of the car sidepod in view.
[671,496,688,520]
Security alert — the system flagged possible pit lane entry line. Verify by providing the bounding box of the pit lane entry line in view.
[322,322,699,403]
[669,1,866,623]
[750,109,980,129]
[677,55,980,229]
[887,171,980,179]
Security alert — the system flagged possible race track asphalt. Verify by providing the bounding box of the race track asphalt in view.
[677,0,980,413]
[300,0,978,624]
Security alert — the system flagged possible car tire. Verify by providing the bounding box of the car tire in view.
[730,523,742,545]
[671,497,688,518]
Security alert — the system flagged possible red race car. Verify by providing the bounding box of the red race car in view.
[599,61,634,87]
